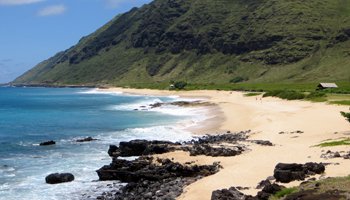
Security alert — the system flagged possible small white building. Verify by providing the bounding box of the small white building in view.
[317,83,338,90]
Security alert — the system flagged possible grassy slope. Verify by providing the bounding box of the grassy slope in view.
[270,176,350,200]
[13,0,350,88]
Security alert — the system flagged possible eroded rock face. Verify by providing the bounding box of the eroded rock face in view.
[274,163,325,183]
[45,173,74,184]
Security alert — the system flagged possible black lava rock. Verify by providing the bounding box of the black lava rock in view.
[76,137,97,142]
[108,140,178,157]
[40,140,56,146]
[274,163,325,183]
[45,173,74,184]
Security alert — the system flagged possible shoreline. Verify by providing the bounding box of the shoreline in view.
[99,87,350,199]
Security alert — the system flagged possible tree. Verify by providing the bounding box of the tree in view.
[341,111,350,123]
[173,81,187,90]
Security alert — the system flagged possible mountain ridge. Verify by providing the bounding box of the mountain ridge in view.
[13,0,350,86]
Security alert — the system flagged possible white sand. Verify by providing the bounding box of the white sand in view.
[100,88,350,199]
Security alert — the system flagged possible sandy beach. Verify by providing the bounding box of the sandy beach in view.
[99,87,350,199]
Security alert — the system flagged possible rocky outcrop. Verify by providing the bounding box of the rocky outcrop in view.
[45,173,74,184]
[211,181,284,200]
[97,157,220,182]
[97,131,265,199]
[107,140,178,157]
[96,156,220,200]
[256,181,285,200]
[189,131,250,145]
[211,187,257,200]
[76,137,97,142]
[149,101,213,109]
[109,177,199,200]
[40,140,56,146]
[107,131,254,158]
[187,144,244,157]
[274,163,325,183]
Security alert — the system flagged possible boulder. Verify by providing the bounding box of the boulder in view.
[40,140,56,146]
[251,140,273,146]
[274,163,325,183]
[211,187,257,200]
[211,187,246,200]
[274,163,306,183]
[108,145,119,157]
[45,173,74,184]
[76,137,97,142]
[303,162,325,174]
[257,182,285,200]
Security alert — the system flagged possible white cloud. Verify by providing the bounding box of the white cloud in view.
[37,4,66,16]
[0,0,44,6]
[105,0,130,8]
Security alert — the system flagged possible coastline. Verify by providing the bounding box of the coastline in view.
[99,87,350,199]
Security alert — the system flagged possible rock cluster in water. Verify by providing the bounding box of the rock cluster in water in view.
[39,140,56,146]
[76,137,98,142]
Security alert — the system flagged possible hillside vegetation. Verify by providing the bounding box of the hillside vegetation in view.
[13,0,350,87]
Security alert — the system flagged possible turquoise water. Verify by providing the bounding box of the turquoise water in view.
[0,87,199,200]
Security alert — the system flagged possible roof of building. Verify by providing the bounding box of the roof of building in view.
[318,83,338,88]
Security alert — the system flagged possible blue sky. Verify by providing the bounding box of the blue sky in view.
[0,0,152,83]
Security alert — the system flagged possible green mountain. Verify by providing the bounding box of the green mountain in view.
[13,0,350,87]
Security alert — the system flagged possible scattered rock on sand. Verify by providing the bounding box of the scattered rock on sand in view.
[187,144,244,157]
[45,173,74,184]
[39,140,56,146]
[250,140,273,146]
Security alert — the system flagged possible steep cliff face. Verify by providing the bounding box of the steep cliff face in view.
[13,0,350,86]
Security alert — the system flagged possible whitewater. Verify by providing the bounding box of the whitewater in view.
[0,87,207,200]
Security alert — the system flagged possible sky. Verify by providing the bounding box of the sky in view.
[0,0,152,83]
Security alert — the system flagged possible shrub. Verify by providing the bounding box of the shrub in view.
[263,90,305,100]
[341,111,350,123]
[230,76,248,83]
[173,81,187,90]
[273,187,298,198]
[306,91,326,99]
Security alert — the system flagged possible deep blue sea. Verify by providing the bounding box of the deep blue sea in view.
[0,87,204,200]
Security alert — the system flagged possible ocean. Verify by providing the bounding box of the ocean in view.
[0,87,205,200]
